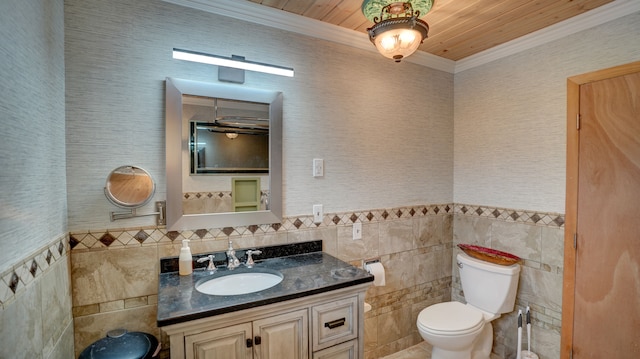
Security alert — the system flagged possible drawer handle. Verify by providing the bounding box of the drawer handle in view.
[324,318,346,329]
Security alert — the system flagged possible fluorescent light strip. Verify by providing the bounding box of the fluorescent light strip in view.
[173,48,294,77]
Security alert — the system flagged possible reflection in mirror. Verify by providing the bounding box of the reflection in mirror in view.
[166,78,283,231]
[186,96,270,174]
[104,166,156,208]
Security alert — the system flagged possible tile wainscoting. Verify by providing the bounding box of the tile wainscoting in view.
[0,233,74,359]
[68,203,563,359]
[453,206,564,359]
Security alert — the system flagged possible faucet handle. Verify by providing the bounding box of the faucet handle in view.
[245,250,262,268]
[197,255,217,272]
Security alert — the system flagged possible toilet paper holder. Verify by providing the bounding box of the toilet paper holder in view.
[363,258,380,267]
[363,258,386,286]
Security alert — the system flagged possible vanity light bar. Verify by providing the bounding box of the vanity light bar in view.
[173,48,294,77]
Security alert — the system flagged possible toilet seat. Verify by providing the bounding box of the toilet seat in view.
[417,301,484,336]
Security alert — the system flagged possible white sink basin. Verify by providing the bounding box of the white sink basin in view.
[196,271,283,296]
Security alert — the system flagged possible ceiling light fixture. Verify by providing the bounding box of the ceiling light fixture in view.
[225,133,239,140]
[173,48,294,77]
[362,1,432,62]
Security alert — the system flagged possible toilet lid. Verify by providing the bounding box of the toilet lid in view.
[418,302,484,333]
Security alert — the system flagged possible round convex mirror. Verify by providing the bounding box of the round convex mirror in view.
[104,166,156,208]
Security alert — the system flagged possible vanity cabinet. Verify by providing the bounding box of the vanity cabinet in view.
[185,309,307,359]
[161,284,368,359]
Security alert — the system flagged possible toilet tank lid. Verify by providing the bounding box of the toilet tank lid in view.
[418,301,484,332]
[457,252,520,275]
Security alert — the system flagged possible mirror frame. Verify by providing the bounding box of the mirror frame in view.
[165,77,282,230]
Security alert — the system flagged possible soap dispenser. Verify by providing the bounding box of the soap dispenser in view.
[179,239,193,275]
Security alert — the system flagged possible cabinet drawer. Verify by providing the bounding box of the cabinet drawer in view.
[312,296,358,351]
[312,339,358,359]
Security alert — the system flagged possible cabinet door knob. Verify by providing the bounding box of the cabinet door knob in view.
[246,338,253,348]
[324,317,346,329]
[254,335,262,345]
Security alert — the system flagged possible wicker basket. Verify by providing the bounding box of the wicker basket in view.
[457,244,521,266]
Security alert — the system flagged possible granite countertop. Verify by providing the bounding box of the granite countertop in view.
[157,242,373,327]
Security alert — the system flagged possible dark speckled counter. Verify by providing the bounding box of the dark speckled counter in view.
[157,242,373,327]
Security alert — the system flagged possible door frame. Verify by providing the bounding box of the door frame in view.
[561,60,640,359]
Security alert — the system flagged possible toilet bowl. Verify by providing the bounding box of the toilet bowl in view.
[416,252,521,359]
[417,301,487,359]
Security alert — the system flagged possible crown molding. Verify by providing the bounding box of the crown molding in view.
[162,0,637,74]
[454,0,640,73]
[161,0,456,72]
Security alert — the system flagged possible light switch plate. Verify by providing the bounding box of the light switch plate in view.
[313,159,324,177]
[313,204,323,224]
[353,222,362,240]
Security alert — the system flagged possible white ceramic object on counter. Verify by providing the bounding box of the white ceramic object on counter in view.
[196,271,283,296]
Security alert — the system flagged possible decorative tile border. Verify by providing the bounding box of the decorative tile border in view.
[454,203,565,227]
[0,233,69,309]
[68,203,564,251]
[183,191,232,200]
[183,190,269,200]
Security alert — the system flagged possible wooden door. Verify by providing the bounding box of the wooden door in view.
[562,61,640,358]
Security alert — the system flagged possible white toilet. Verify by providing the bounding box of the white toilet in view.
[416,252,520,359]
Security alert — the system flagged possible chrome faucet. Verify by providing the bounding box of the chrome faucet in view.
[226,240,240,270]
[197,255,217,272]
[245,249,262,268]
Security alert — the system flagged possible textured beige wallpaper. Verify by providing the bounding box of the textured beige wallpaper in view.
[453,11,640,213]
[0,1,74,358]
[64,0,454,232]
[0,0,67,274]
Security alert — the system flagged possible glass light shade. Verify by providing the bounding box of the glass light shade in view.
[374,27,422,60]
[367,16,429,62]
[363,1,430,62]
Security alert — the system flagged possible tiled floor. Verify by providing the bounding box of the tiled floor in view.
[381,341,432,359]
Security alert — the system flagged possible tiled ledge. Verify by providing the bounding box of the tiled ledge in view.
[0,233,69,309]
[68,203,564,251]
[72,294,158,318]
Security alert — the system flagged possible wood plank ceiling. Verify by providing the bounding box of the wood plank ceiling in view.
[248,0,614,61]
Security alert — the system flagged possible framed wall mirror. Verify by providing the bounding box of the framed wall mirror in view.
[165,78,282,230]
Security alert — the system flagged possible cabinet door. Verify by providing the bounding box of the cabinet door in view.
[312,340,358,359]
[185,322,253,359]
[253,309,309,359]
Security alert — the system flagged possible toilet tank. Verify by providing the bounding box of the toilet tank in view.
[457,252,520,314]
